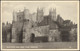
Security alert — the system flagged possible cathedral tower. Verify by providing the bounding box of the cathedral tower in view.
[49,8,57,21]
[37,7,44,23]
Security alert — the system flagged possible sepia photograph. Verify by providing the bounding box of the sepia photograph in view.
[1,1,79,49]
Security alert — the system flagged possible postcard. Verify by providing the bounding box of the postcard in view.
[1,0,79,50]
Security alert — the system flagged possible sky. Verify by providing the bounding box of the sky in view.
[2,1,79,24]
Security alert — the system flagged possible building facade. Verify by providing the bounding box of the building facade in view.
[2,7,77,43]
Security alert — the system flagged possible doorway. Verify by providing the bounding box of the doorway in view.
[60,31,70,42]
[30,33,35,42]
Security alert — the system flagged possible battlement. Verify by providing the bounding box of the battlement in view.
[13,8,30,22]
[13,7,57,23]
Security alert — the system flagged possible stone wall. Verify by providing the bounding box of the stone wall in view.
[12,21,23,43]
[49,29,61,42]
[32,25,49,37]
[23,20,33,43]
[23,20,49,42]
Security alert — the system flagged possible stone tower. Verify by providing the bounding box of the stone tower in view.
[13,10,17,22]
[37,7,44,23]
[12,10,24,43]
[13,10,24,22]
[24,8,30,20]
[49,8,57,21]
[17,11,24,21]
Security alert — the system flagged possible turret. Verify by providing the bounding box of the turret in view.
[13,10,17,22]
[37,7,44,23]
[24,8,30,20]
[49,8,57,21]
